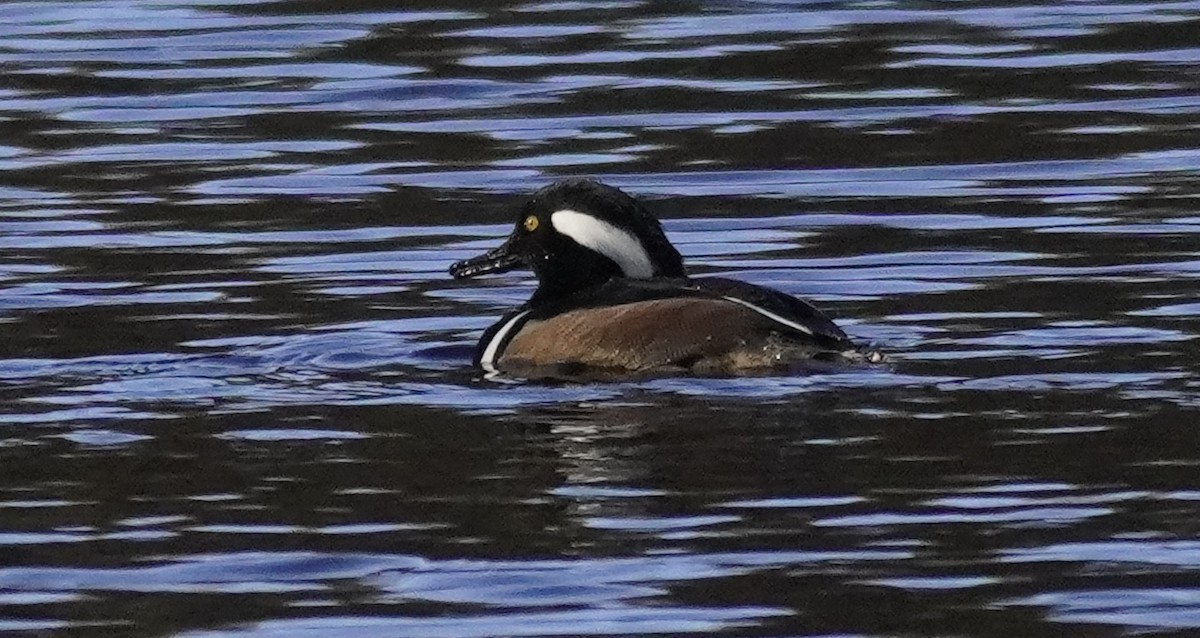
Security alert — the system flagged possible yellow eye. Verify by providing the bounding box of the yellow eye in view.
[523,215,539,232]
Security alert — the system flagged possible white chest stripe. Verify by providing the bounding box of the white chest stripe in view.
[480,310,532,373]
[719,296,814,336]
[550,210,655,278]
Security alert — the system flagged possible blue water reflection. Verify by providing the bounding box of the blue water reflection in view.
[3,0,1200,635]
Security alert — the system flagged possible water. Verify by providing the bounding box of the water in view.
[2,0,1199,635]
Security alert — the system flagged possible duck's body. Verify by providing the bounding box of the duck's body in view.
[450,179,875,377]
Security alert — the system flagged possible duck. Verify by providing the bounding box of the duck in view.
[450,178,877,377]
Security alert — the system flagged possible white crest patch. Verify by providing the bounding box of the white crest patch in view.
[550,209,655,278]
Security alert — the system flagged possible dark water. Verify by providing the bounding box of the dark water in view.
[3,0,1200,635]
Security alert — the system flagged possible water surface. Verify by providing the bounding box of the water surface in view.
[2,1,1200,636]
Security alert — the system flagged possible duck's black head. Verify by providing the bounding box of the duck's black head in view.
[450,179,686,304]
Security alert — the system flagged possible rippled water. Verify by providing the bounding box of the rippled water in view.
[2,0,1199,635]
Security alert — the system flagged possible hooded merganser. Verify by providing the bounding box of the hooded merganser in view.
[450,179,877,376]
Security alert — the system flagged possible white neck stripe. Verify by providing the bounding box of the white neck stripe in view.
[719,296,814,336]
[550,209,655,278]
[480,310,531,372]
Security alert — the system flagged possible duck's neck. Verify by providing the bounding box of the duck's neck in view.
[529,271,619,307]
